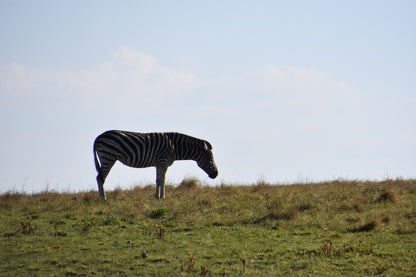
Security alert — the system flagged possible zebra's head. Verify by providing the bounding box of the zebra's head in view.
[197,140,218,179]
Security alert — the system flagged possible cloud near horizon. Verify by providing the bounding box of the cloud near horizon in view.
[1,47,357,111]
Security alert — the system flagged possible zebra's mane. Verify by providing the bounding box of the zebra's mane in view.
[163,132,211,160]
[164,132,207,146]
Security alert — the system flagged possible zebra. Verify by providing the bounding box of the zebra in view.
[93,130,218,199]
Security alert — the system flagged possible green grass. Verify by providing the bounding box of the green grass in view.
[1,179,416,276]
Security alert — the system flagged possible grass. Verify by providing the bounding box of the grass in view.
[1,179,416,276]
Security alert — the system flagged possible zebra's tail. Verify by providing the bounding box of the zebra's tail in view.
[93,142,101,172]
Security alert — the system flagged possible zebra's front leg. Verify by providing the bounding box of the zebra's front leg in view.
[155,166,167,199]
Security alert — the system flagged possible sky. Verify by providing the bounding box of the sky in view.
[1,1,415,193]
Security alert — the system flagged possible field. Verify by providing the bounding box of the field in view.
[1,179,416,276]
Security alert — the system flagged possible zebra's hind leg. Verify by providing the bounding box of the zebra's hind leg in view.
[96,159,116,200]
[97,174,106,200]
[155,166,167,199]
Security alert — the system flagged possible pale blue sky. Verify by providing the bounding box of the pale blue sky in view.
[1,1,415,193]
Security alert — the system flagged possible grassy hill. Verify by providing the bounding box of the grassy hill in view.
[1,179,415,276]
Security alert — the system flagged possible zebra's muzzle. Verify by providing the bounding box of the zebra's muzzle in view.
[209,171,218,179]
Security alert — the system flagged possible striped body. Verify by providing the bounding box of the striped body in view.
[93,130,218,199]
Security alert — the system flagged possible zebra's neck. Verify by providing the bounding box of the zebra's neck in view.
[166,133,201,161]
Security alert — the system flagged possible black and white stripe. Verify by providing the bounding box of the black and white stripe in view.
[93,130,218,199]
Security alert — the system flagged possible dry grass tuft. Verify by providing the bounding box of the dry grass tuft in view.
[259,206,298,223]
[149,207,170,219]
[177,178,201,190]
[354,202,365,212]
[377,190,398,203]
[349,220,379,233]
[0,191,25,208]
[81,191,97,203]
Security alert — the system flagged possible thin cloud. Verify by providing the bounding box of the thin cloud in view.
[113,46,157,74]
[1,48,355,112]
[1,47,203,112]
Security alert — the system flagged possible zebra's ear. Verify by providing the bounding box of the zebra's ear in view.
[203,141,212,150]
